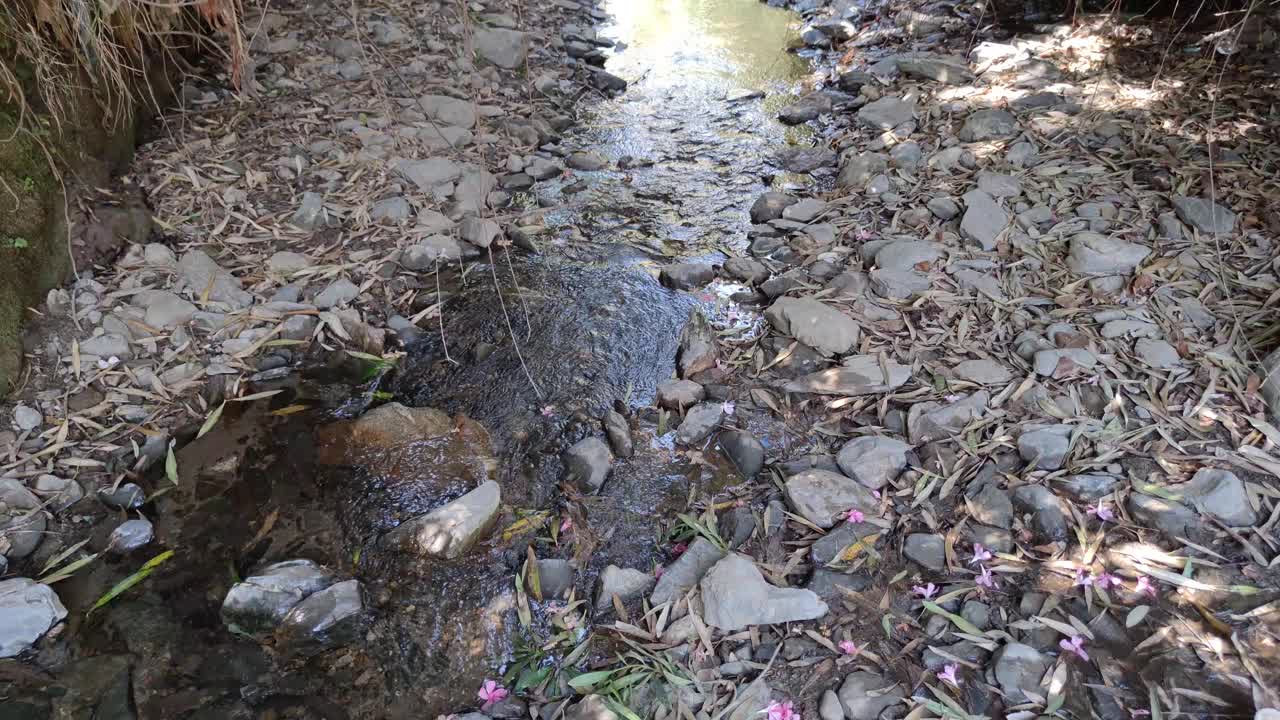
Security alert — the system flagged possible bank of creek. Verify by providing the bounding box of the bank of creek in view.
[4,0,1280,718]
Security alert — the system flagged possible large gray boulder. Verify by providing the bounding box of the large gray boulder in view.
[382,481,502,559]
[0,578,66,658]
[765,297,861,356]
[785,469,879,529]
[563,437,614,493]
[221,559,336,636]
[650,537,725,606]
[836,436,911,489]
[700,554,827,631]
[276,578,366,655]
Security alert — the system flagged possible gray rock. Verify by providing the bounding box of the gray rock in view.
[678,310,718,378]
[928,146,974,172]
[904,533,946,570]
[596,565,655,610]
[0,480,44,559]
[720,430,765,479]
[765,297,860,357]
[1067,233,1150,275]
[33,475,82,512]
[806,568,872,603]
[143,243,177,266]
[143,291,197,329]
[977,171,1021,198]
[474,28,530,68]
[107,517,154,553]
[890,142,922,169]
[750,192,798,223]
[875,240,941,271]
[603,410,633,459]
[907,392,988,443]
[837,152,888,189]
[403,236,464,267]
[924,640,988,670]
[811,522,881,565]
[525,157,564,180]
[1128,493,1199,539]
[1184,468,1256,526]
[783,198,829,223]
[277,578,364,654]
[315,278,359,308]
[98,482,144,510]
[337,59,363,80]
[968,524,1013,553]
[564,436,613,493]
[396,157,461,192]
[281,315,317,342]
[896,54,974,84]
[660,263,715,290]
[954,359,1012,385]
[1012,485,1069,541]
[383,481,501,559]
[536,559,575,600]
[700,553,827,630]
[971,484,1014,528]
[870,268,930,299]
[0,578,66,658]
[724,257,770,284]
[820,690,845,720]
[1006,142,1039,167]
[460,216,502,249]
[858,97,915,130]
[784,355,911,396]
[291,192,328,230]
[785,469,879,529]
[962,601,991,630]
[992,643,1050,702]
[267,251,313,274]
[221,559,336,636]
[1135,338,1181,369]
[178,250,253,309]
[676,403,725,446]
[959,109,1019,142]
[778,146,838,173]
[1171,196,1237,235]
[960,190,1008,251]
[779,94,833,124]
[650,537,726,606]
[1059,474,1118,502]
[838,671,904,720]
[1018,425,1073,470]
[928,197,960,220]
[12,404,41,431]
[371,196,412,223]
[567,151,609,171]
[1032,348,1097,376]
[836,436,910,489]
[657,379,705,409]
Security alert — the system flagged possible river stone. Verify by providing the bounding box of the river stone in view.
[563,437,613,493]
[1128,493,1200,539]
[277,578,365,655]
[98,482,145,510]
[810,521,881,566]
[928,197,960,219]
[291,192,328,230]
[784,199,829,224]
[890,141,922,169]
[651,537,726,606]
[314,277,359,308]
[678,310,719,377]
[836,436,910,489]
[858,97,914,130]
[403,235,464,266]
[177,250,253,309]
[960,190,1007,251]
[970,484,1013,528]
[777,146,838,173]
[1012,485,1069,541]
[875,240,941,271]
[107,517,154,553]
[870,268,930,299]
[1018,424,1073,470]
[896,53,974,84]
[0,578,66,658]
[719,429,765,479]
[596,565,655,610]
[657,379,705,409]
[11,404,41,431]
[0,480,44,559]
[676,403,725,446]
[701,553,827,630]
[959,109,1019,142]
[779,93,834,124]
[383,481,501,559]
[143,290,197,329]
[750,192,799,223]
[460,216,502,249]
[820,690,844,720]
[1059,474,1118,502]
[724,257,770,284]
[1171,195,1237,234]
[603,410,633,459]
[954,359,1012,385]
[838,671,904,720]
[993,643,1050,702]
[660,263,716,290]
[1135,338,1181,369]
[904,533,946,570]
[837,152,888,189]
[396,157,461,192]
[785,469,879,529]
[765,297,860,356]
[907,391,988,443]
[221,559,336,636]
[371,196,412,223]
[267,251,312,274]
[474,28,529,68]
[977,171,1022,198]
[418,94,476,127]
[1067,233,1150,275]
[33,474,83,512]
[1184,468,1256,526]
[784,355,911,396]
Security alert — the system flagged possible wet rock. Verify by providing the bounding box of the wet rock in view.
[277,579,365,655]
[928,197,960,219]
[677,310,719,378]
[676,403,725,446]
[750,192,799,223]
[12,404,41,431]
[992,643,1050,702]
[779,94,833,124]
[720,429,765,479]
[785,469,879,529]
[567,151,609,171]
[701,553,827,630]
[1018,425,1073,470]
[460,216,502,249]
[971,484,1014,528]
[651,537,725,606]
[765,297,860,357]
[0,578,66,658]
[0,480,45,559]
[474,28,529,68]
[563,437,613,493]
[660,263,715,290]
[1067,233,1150,275]
[603,410,633,459]
[596,565,655,610]
[724,257,770,284]
[1012,486,1069,541]
[838,671,904,720]
[536,559,575,600]
[107,517,154,553]
[221,559,336,636]
[657,379,705,409]
[875,240,941,271]
[904,533,946,570]
[954,359,1012,385]
[784,356,911,396]
[33,474,83,511]
[1184,468,1256,526]
[896,54,974,84]
[98,482,145,510]
[178,250,253,309]
[837,152,888,189]
[1128,493,1199,539]
[1171,196,1237,234]
[383,481,501,559]
[858,97,914,130]
[907,391,988,443]
[1135,339,1181,369]
[960,190,1008,251]
[1059,474,1118,502]
[836,436,910,489]
[959,109,1019,142]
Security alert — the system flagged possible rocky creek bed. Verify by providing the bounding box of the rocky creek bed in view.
[4,0,1280,719]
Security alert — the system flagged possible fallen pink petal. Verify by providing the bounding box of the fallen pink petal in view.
[1060,636,1090,662]
[937,663,961,687]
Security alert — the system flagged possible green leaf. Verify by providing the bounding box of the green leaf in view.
[197,401,225,439]
[1046,692,1066,714]
[39,552,100,585]
[165,443,179,485]
[882,614,894,638]
[88,550,174,614]
[922,601,984,636]
[602,697,644,720]
[568,670,614,692]
[515,665,552,692]
[345,350,394,364]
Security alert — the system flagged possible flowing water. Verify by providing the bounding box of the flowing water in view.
[15,2,819,718]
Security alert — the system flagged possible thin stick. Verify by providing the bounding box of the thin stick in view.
[488,246,543,401]
[434,259,457,365]
[503,244,534,340]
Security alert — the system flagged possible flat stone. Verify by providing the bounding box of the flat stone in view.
[0,578,66,658]
[143,290,197,329]
[291,192,328,230]
[750,192,798,223]
[701,554,827,630]
[977,171,1021,198]
[1128,493,1199,539]
[1067,233,1150,275]
[33,475,82,512]
[0,480,44,559]
[1012,485,1069,541]
[820,690,845,720]
[678,310,719,378]
[1032,348,1097,376]
[724,257,770,285]
[904,533,946,570]
[960,190,1008,251]
[267,251,313,274]
[603,410,633,459]
[98,482,144,510]
[875,240,941,271]
[720,430,765,479]
[959,109,1019,142]
[315,278,359,308]
[784,355,911,396]
[870,268,929,299]
[383,481,501,559]
[178,250,252,309]
[954,359,1012,385]
[474,28,530,68]
[992,643,1050,702]
[783,198,829,223]
[785,469,879,529]
[563,437,613,493]
[837,152,888,189]
[907,392,988,443]
[676,403,725,446]
[838,672,904,720]
[778,146,838,173]
[11,405,41,431]
[1135,338,1181,369]
[459,216,502,248]
[857,97,914,130]
[971,484,1014,528]
[806,568,872,604]
[1018,425,1073,470]
[890,142,922,169]
[928,197,960,219]
[107,518,154,553]
[836,436,910,489]
[221,559,336,636]
[1183,468,1256,526]
[650,537,726,606]
[276,578,364,654]
[403,236,463,267]
[596,565,655,610]
[657,379,705,409]
[660,263,716,290]
[568,695,619,720]
[810,522,881,566]
[765,297,860,357]
[896,53,974,84]
[1171,195,1237,234]
[1059,474,1118,502]
[396,157,461,192]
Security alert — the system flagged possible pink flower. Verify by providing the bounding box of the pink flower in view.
[937,663,961,687]
[838,640,859,655]
[1087,503,1115,522]
[1060,635,1089,661]
[540,405,556,417]
[1095,572,1123,590]
[765,701,798,720]
[1074,569,1094,587]
[654,564,665,578]
[477,680,508,708]
[845,508,865,524]
[672,542,688,555]
[976,565,998,589]
[970,544,992,565]
[1134,575,1158,598]
[912,583,938,599]
[560,517,573,533]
